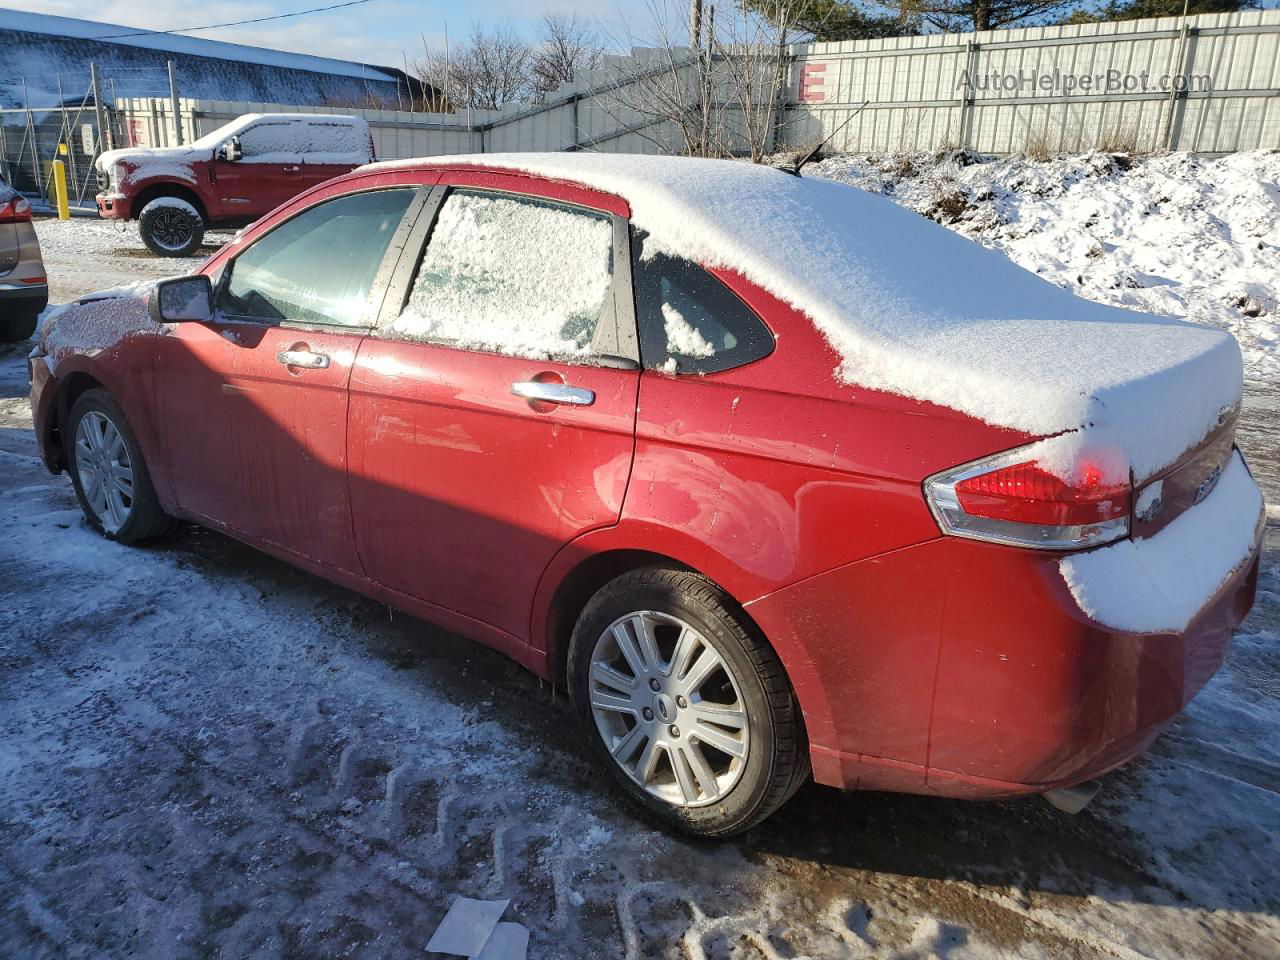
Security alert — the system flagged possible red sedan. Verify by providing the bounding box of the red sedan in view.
[28,156,1264,836]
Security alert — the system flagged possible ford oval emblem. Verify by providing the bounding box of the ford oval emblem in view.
[1193,464,1223,504]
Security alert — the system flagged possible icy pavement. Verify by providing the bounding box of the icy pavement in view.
[2,191,1279,958]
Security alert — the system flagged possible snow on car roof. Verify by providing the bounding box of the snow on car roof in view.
[365,152,1242,481]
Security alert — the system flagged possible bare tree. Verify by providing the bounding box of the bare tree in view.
[418,23,535,111]
[533,14,605,99]
[594,0,805,162]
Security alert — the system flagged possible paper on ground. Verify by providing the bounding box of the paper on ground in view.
[426,896,510,956]
[474,922,530,960]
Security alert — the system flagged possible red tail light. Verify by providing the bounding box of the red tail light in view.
[0,196,32,223]
[926,447,1131,550]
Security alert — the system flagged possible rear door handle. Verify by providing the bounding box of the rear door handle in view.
[277,350,329,369]
[283,165,301,173]
[511,381,595,406]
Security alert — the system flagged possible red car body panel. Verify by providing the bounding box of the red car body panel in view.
[152,320,366,571]
[35,160,1263,804]
[348,340,640,639]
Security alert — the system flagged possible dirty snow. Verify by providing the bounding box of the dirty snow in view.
[393,191,614,358]
[369,152,1242,486]
[2,171,1278,958]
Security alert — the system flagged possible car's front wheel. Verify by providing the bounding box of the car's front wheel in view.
[66,388,179,543]
[138,197,205,257]
[568,567,808,837]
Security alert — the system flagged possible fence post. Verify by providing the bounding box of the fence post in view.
[957,40,979,151]
[90,62,110,154]
[1166,25,1199,151]
[23,78,45,203]
[168,61,184,146]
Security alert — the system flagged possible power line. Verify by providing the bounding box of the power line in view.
[91,0,374,41]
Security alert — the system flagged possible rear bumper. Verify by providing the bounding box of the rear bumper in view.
[746,530,1261,799]
[0,281,48,308]
[96,193,132,220]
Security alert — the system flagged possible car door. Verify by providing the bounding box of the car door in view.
[347,180,641,641]
[212,118,308,218]
[153,185,426,573]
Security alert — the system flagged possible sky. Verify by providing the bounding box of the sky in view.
[16,0,629,68]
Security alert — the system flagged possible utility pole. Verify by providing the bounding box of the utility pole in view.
[90,61,110,155]
[167,60,183,145]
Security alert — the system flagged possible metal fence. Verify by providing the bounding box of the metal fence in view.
[786,9,1280,155]
[8,9,1278,202]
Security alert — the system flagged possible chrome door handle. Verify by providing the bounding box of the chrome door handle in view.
[511,381,595,406]
[276,350,329,369]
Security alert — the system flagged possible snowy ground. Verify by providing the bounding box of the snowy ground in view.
[2,163,1279,958]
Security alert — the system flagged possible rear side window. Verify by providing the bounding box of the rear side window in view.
[237,120,301,161]
[217,188,415,326]
[300,120,368,162]
[389,189,615,361]
[632,246,774,374]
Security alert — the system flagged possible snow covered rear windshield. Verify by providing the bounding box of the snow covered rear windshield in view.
[390,190,615,360]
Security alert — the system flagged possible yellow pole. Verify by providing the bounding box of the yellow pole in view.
[52,158,70,221]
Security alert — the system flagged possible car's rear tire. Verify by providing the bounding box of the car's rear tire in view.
[568,567,808,837]
[138,197,205,258]
[66,388,180,543]
[0,308,39,344]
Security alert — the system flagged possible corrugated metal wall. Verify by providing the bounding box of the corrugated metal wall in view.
[787,10,1280,155]
[119,10,1280,162]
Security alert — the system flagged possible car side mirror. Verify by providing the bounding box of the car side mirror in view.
[219,136,243,162]
[152,275,214,323]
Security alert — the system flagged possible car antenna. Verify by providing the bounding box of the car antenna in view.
[777,100,870,177]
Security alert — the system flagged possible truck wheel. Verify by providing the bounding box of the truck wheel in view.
[138,197,205,258]
[0,308,39,344]
[568,567,809,837]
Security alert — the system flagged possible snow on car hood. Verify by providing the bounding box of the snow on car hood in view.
[365,153,1243,483]
[38,280,167,363]
[96,145,211,172]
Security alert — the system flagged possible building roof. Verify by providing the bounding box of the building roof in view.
[0,8,399,82]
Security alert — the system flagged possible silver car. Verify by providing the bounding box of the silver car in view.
[0,174,49,344]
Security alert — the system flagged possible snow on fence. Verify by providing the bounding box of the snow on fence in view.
[100,9,1280,167]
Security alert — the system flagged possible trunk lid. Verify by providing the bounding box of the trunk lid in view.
[1132,410,1239,539]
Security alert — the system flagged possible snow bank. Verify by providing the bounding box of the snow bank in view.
[1060,450,1263,632]
[810,150,1280,382]
[366,153,1241,483]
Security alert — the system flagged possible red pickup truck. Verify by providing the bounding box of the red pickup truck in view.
[95,113,374,257]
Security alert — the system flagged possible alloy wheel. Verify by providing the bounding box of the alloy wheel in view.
[151,210,193,251]
[589,610,750,808]
[75,411,134,533]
